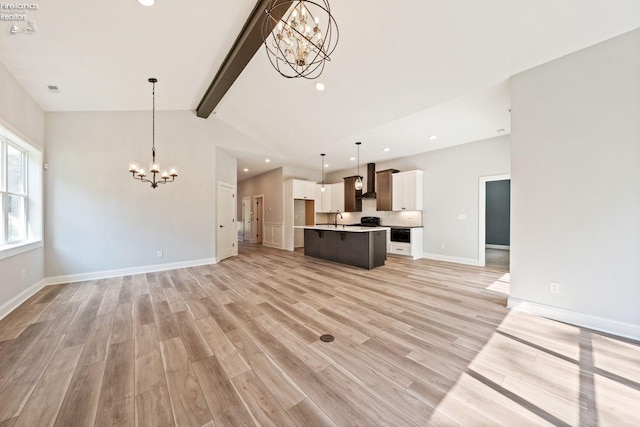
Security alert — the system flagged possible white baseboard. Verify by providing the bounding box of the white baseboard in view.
[0,279,46,320]
[262,242,282,249]
[485,244,510,250]
[44,258,217,286]
[508,297,640,341]
[422,253,479,266]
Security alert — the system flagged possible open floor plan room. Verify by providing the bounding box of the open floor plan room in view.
[1,243,638,426]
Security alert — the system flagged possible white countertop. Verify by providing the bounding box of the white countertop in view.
[297,225,390,233]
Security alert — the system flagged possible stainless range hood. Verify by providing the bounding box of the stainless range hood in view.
[359,163,376,199]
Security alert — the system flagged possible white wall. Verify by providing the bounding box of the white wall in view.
[327,135,511,264]
[510,29,640,338]
[215,147,237,185]
[0,62,45,316]
[44,110,237,279]
[237,167,284,224]
[282,166,320,182]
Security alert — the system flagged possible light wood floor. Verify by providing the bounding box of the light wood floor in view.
[1,243,638,426]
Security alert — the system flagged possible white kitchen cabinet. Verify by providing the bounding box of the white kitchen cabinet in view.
[392,170,423,211]
[329,183,344,212]
[388,228,423,260]
[285,179,316,251]
[292,179,317,200]
[315,182,344,213]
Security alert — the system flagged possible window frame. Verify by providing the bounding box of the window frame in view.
[3,139,29,244]
[0,123,43,260]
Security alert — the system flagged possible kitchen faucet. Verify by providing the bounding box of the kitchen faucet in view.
[333,212,343,227]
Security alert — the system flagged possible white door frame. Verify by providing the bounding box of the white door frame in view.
[478,174,510,267]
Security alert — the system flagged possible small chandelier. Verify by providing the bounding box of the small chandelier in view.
[128,78,178,188]
[262,0,339,79]
[320,153,326,192]
[355,142,363,190]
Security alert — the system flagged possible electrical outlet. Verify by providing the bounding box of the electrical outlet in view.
[549,282,560,294]
[157,250,163,258]
[440,243,445,250]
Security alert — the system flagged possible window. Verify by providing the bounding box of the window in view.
[0,124,42,257]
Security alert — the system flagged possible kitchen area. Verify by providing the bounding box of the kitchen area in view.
[287,163,424,269]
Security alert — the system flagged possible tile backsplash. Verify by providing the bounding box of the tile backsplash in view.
[316,199,423,227]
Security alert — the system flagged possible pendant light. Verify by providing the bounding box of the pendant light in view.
[320,153,326,192]
[128,78,178,188]
[355,142,363,190]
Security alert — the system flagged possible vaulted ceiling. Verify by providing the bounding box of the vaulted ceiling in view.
[1,0,639,179]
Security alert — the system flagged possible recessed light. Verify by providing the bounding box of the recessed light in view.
[383,148,390,152]
[265,159,271,163]
[428,135,437,140]
[138,0,154,6]
[324,164,329,168]
[315,82,325,91]
[349,157,356,161]
[243,168,249,172]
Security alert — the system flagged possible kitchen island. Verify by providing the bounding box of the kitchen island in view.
[301,225,388,269]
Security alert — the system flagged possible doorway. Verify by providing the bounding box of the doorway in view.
[478,174,510,268]
[253,196,263,244]
[217,182,237,262]
[241,197,251,242]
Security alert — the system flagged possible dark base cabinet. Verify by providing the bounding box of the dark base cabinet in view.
[304,229,387,269]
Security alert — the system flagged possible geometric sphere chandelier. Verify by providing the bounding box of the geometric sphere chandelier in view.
[128,78,178,188]
[262,0,339,79]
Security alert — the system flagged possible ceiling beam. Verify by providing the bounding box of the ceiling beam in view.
[196,0,291,119]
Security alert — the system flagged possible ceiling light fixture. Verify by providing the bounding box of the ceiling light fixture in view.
[128,78,177,188]
[355,142,363,191]
[265,158,271,163]
[243,168,249,172]
[383,148,390,152]
[428,135,437,140]
[320,153,326,192]
[262,0,339,79]
[138,0,155,6]
[349,157,355,161]
[315,82,325,91]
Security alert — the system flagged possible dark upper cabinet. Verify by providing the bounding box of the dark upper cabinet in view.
[375,169,399,211]
[343,176,362,212]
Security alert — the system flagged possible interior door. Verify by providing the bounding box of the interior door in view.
[217,182,236,261]
[242,197,251,241]
[254,197,263,244]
